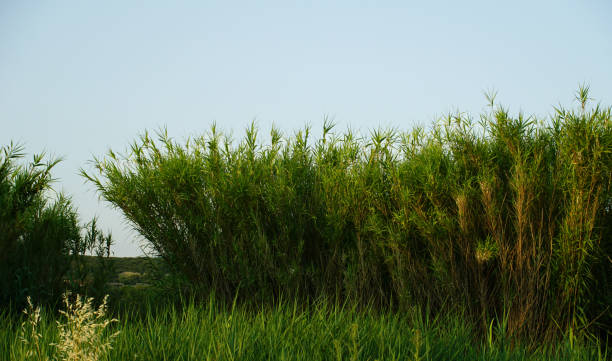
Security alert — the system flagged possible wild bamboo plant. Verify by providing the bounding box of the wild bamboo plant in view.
[83,87,611,343]
[0,144,81,309]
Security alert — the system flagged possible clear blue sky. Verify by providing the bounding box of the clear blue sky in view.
[2,1,611,257]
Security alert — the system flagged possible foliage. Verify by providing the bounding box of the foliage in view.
[84,87,611,342]
[0,144,80,309]
[0,144,117,309]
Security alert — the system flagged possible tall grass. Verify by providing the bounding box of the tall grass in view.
[83,87,611,343]
[2,295,607,361]
[7,293,118,361]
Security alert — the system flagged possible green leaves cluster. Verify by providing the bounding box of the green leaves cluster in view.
[84,87,611,342]
[0,145,115,309]
[0,144,80,308]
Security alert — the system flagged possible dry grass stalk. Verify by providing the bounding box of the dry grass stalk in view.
[54,293,119,361]
[19,293,119,361]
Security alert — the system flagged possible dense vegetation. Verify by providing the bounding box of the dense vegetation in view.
[0,144,114,310]
[2,295,606,361]
[83,88,611,344]
[1,88,609,359]
[0,144,79,308]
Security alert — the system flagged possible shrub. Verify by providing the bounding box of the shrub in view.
[0,144,116,309]
[0,144,80,309]
[83,87,611,342]
[117,272,142,285]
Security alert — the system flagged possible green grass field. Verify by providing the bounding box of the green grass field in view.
[2,294,607,361]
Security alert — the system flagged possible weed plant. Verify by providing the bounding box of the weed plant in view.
[12,293,118,361]
[83,87,611,343]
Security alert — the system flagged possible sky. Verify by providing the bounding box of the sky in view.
[1,0,611,257]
